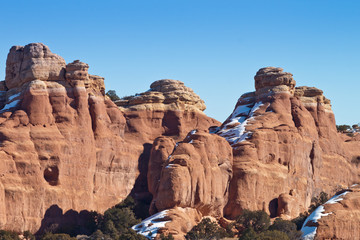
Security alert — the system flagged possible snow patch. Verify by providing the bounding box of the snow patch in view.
[301,190,350,240]
[1,100,20,112]
[165,164,176,169]
[132,210,170,239]
[8,92,21,102]
[218,101,263,145]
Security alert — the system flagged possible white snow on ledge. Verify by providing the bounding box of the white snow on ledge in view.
[301,191,350,240]
[0,92,22,112]
[132,210,170,239]
[218,101,263,145]
[1,99,20,112]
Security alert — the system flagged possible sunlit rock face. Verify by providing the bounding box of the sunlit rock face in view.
[0,43,220,233]
[1,43,360,240]
[133,66,360,239]
[216,67,360,220]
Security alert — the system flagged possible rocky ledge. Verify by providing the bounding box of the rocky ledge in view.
[115,79,206,112]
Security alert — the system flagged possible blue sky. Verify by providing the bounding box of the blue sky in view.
[0,0,359,124]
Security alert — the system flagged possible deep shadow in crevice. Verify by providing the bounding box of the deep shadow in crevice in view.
[129,143,153,219]
[268,198,278,218]
[36,205,97,237]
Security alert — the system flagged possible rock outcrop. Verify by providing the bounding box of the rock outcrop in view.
[0,43,219,233]
[116,79,220,204]
[133,67,360,239]
[302,185,360,240]
[116,79,206,112]
[1,44,360,239]
[0,43,137,232]
[135,130,233,239]
[149,130,233,216]
[217,67,360,220]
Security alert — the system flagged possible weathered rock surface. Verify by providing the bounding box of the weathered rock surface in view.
[134,130,232,238]
[0,43,219,233]
[217,67,360,220]
[302,185,360,240]
[116,79,206,112]
[5,43,66,89]
[1,44,360,239]
[148,130,233,217]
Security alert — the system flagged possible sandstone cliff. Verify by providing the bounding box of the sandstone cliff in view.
[217,67,360,220]
[134,67,360,239]
[0,43,219,234]
[1,43,360,239]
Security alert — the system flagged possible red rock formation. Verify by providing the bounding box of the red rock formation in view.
[148,130,233,217]
[1,43,360,239]
[217,67,360,220]
[136,130,232,239]
[117,79,220,202]
[302,185,360,240]
[0,43,219,233]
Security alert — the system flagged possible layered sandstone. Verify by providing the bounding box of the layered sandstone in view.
[148,130,233,216]
[132,67,360,239]
[0,43,219,234]
[0,43,136,232]
[217,67,360,220]
[136,130,233,239]
[116,79,206,112]
[116,79,220,204]
[1,44,360,239]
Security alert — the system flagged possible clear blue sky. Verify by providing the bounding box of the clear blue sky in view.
[0,0,359,124]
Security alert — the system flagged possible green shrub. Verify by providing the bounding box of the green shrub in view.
[291,212,308,231]
[268,218,301,240]
[40,233,76,240]
[88,230,112,240]
[185,218,231,240]
[0,230,20,240]
[239,227,258,240]
[308,191,328,213]
[106,90,120,101]
[336,125,351,132]
[257,230,289,240]
[236,210,270,233]
[23,231,35,240]
[114,196,150,220]
[160,233,174,240]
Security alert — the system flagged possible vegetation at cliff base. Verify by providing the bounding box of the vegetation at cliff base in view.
[185,210,301,240]
[185,218,233,240]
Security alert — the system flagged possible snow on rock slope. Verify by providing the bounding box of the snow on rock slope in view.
[301,190,351,240]
[132,210,170,239]
[301,185,360,240]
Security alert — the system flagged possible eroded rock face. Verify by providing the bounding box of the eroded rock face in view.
[116,79,220,202]
[255,67,296,97]
[218,67,360,220]
[5,43,66,89]
[116,79,206,112]
[0,43,220,234]
[302,185,360,240]
[0,44,139,232]
[139,130,232,238]
[148,130,233,217]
